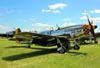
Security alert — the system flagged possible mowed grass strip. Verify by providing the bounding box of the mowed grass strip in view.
[0,38,100,68]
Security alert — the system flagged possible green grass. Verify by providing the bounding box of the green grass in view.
[0,38,100,68]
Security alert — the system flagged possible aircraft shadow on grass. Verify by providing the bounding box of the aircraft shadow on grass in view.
[5,45,29,48]
[5,45,54,49]
[2,46,87,61]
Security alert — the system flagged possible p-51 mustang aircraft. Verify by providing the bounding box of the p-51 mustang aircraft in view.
[15,28,79,54]
[14,16,97,54]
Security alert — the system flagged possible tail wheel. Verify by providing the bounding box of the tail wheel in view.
[74,45,80,50]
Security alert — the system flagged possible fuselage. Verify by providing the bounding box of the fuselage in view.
[41,25,83,36]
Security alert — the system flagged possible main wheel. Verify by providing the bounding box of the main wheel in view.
[62,41,70,52]
[57,46,66,54]
[74,45,80,50]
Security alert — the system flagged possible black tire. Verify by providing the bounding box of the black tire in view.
[57,46,66,54]
[94,41,98,44]
[63,42,70,52]
[74,45,80,50]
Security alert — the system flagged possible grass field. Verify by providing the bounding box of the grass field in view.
[0,38,100,68]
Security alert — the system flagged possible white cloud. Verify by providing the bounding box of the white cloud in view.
[81,9,100,20]
[34,23,51,27]
[80,15,100,24]
[92,17,100,23]
[42,3,67,13]
[90,9,100,13]
[32,23,53,31]
[41,9,51,13]
[42,9,60,13]
[52,10,60,13]
[80,15,87,20]
[0,25,9,30]
[0,25,11,33]
[33,23,52,28]
[82,12,89,15]
[82,10,89,15]
[62,18,71,21]
[49,3,67,10]
[21,29,31,32]
[62,22,76,27]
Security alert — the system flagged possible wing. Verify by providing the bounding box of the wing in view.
[15,32,55,40]
[15,32,68,40]
[15,32,68,45]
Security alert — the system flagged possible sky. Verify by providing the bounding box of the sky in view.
[0,0,100,33]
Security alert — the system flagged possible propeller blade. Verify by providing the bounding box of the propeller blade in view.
[87,16,98,43]
[87,16,91,24]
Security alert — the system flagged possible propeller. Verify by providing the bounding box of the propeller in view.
[87,16,98,43]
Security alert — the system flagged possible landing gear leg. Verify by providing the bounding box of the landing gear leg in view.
[27,44,31,48]
[73,39,80,50]
[57,46,66,54]
[56,38,66,54]
[27,39,33,48]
